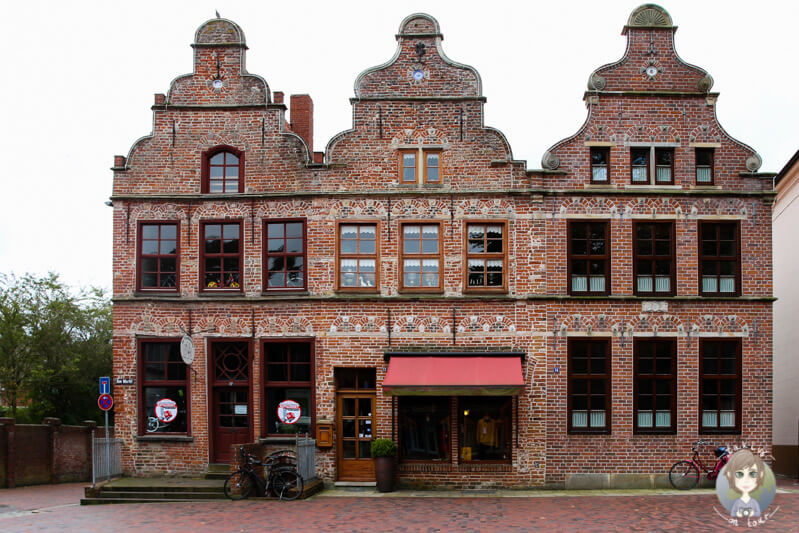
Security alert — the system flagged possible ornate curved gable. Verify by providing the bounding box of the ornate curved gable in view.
[354,13,481,99]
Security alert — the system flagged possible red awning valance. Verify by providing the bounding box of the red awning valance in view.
[382,356,524,396]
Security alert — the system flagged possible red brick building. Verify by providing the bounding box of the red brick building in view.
[111,6,774,488]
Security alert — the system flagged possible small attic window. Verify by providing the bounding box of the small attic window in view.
[202,146,244,193]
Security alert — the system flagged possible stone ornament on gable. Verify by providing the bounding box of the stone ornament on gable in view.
[627,5,673,28]
[541,151,560,170]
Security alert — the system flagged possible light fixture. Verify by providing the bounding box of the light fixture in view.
[463,409,470,416]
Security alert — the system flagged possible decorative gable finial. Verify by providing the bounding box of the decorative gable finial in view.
[627,4,673,28]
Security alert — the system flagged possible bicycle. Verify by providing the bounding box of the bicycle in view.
[668,439,729,490]
[224,447,304,501]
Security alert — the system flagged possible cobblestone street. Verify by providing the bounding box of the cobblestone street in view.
[2,483,799,532]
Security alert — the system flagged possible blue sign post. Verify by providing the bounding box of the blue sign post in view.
[98,378,113,482]
[99,376,110,395]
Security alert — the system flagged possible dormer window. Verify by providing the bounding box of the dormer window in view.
[202,146,244,193]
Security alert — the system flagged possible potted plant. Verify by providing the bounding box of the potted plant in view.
[370,438,398,492]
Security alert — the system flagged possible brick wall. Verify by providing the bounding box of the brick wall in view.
[111,10,773,487]
[0,418,97,488]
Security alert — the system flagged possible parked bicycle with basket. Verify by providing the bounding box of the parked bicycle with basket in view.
[669,439,729,489]
[224,447,303,501]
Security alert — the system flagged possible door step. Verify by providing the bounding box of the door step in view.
[334,481,376,487]
[205,463,230,480]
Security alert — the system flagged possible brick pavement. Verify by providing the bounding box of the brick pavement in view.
[0,486,798,532]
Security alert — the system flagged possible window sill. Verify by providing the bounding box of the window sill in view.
[624,184,683,190]
[136,435,194,443]
[261,290,309,296]
[198,290,245,297]
[134,291,181,297]
[699,429,741,436]
[583,183,617,190]
[692,185,721,190]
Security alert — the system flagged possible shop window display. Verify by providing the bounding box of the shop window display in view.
[399,397,450,461]
[458,396,511,462]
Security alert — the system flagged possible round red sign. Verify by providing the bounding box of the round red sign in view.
[154,398,178,423]
[277,399,301,425]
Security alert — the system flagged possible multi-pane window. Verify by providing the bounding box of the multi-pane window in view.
[264,220,306,290]
[700,222,739,295]
[203,147,243,193]
[140,341,188,434]
[424,151,441,183]
[201,222,242,290]
[568,340,611,433]
[696,149,714,184]
[655,148,674,184]
[138,223,178,291]
[399,149,442,184]
[338,223,378,290]
[631,148,649,183]
[634,340,676,433]
[263,341,313,436]
[400,223,442,291]
[700,340,741,433]
[590,147,609,183]
[465,222,506,290]
[634,222,674,295]
[400,151,417,183]
[568,221,609,294]
[399,397,450,462]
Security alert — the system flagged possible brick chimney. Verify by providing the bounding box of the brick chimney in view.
[290,94,314,152]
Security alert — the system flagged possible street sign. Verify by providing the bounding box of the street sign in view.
[180,335,195,365]
[98,393,113,411]
[99,376,111,395]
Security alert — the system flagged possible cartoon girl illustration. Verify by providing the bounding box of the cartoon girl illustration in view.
[724,449,766,518]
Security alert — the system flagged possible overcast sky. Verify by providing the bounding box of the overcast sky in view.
[1,0,796,291]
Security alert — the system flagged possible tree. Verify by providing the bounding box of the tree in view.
[0,273,112,423]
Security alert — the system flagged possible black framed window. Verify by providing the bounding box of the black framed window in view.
[590,147,609,183]
[631,148,649,183]
[634,222,674,295]
[263,341,313,435]
[568,339,611,433]
[696,148,714,184]
[700,222,740,295]
[399,397,450,462]
[700,340,741,433]
[568,221,609,294]
[140,341,188,434]
[655,148,674,184]
[634,339,676,434]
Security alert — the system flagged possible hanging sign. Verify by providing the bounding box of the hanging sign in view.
[277,399,301,425]
[155,398,178,423]
[180,335,195,366]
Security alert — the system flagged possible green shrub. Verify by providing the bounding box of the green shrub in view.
[370,438,398,458]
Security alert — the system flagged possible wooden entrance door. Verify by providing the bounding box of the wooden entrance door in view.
[335,368,377,481]
[336,394,376,481]
[210,341,252,464]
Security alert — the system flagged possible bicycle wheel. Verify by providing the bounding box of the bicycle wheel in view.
[271,469,303,501]
[224,471,255,500]
[668,460,700,490]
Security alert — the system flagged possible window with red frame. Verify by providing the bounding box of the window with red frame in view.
[140,341,188,434]
[203,148,243,193]
[263,341,313,435]
[264,220,306,290]
[139,223,178,290]
[201,222,242,290]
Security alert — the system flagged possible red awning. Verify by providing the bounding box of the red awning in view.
[382,356,524,396]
